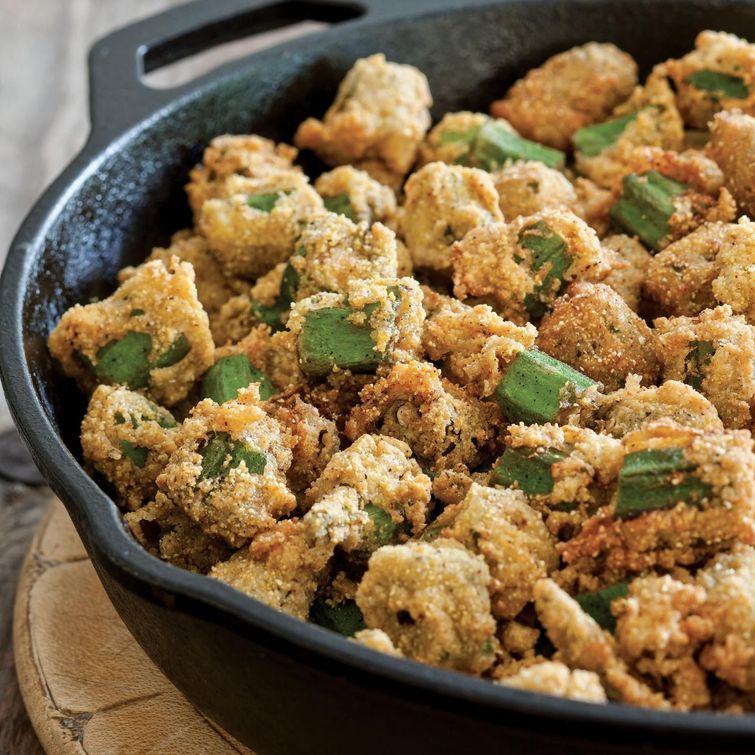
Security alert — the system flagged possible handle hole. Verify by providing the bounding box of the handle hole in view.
[140,1,364,89]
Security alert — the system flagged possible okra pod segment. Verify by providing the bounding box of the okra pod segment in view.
[120,439,148,468]
[490,445,568,495]
[309,597,366,637]
[684,340,715,391]
[495,348,598,424]
[614,447,713,519]
[323,193,357,222]
[686,70,749,99]
[609,170,687,252]
[95,331,154,389]
[246,190,290,212]
[470,121,566,170]
[199,431,267,480]
[202,354,275,404]
[572,112,638,157]
[518,221,572,318]
[251,250,302,332]
[575,582,629,632]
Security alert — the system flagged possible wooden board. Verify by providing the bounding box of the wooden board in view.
[13,498,256,754]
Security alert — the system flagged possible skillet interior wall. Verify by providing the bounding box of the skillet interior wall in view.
[24,0,755,459]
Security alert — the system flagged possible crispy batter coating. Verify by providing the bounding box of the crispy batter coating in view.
[184,134,300,214]
[81,385,178,510]
[353,628,402,656]
[665,31,755,129]
[156,387,296,547]
[707,110,755,217]
[625,146,726,195]
[601,234,652,312]
[498,661,607,703]
[301,370,375,431]
[445,484,558,620]
[197,173,323,279]
[346,362,502,473]
[492,161,579,220]
[711,219,755,324]
[314,165,398,227]
[586,375,724,437]
[125,492,231,573]
[291,213,398,300]
[491,43,638,150]
[48,257,214,407]
[356,540,498,674]
[295,54,432,179]
[453,210,611,323]
[655,306,755,429]
[573,177,614,238]
[401,162,503,271]
[422,295,537,397]
[536,282,660,391]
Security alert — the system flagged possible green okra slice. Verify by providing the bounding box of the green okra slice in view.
[120,439,148,468]
[614,447,713,519]
[490,446,568,494]
[153,334,191,369]
[686,70,749,99]
[575,582,629,632]
[199,431,267,480]
[518,221,572,318]
[609,170,687,252]
[309,597,366,637]
[572,112,639,157]
[364,503,397,548]
[684,340,715,391]
[468,121,566,170]
[95,332,154,389]
[323,193,357,222]
[495,348,597,424]
[202,354,275,404]
[246,190,289,212]
[251,251,302,332]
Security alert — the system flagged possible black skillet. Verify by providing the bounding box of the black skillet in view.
[2,1,755,752]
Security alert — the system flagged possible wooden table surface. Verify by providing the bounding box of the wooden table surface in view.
[0,2,324,750]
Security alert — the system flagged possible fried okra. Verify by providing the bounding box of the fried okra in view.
[498,661,606,703]
[356,540,498,674]
[492,161,578,220]
[156,387,296,547]
[536,282,659,391]
[707,110,755,217]
[48,258,214,406]
[445,484,558,620]
[585,375,724,437]
[295,54,432,181]
[184,134,300,214]
[288,278,424,378]
[314,166,398,227]
[655,306,755,429]
[81,385,178,510]
[197,172,323,279]
[561,421,755,577]
[600,234,652,312]
[346,361,502,473]
[491,43,638,151]
[452,210,612,323]
[665,31,755,128]
[401,162,503,271]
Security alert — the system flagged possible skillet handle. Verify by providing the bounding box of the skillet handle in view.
[86,0,367,143]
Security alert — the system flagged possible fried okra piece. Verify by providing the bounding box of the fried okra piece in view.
[445,484,558,620]
[401,162,503,271]
[536,282,660,391]
[452,210,611,323]
[707,110,755,216]
[346,361,502,473]
[300,370,375,431]
[655,306,755,430]
[560,421,755,576]
[491,43,638,151]
[418,112,565,170]
[353,628,402,656]
[664,31,755,129]
[156,387,296,547]
[125,492,231,573]
[585,375,724,437]
[197,172,324,279]
[80,385,178,510]
[209,519,334,619]
[356,540,498,674]
[698,546,755,692]
[492,161,578,220]
[294,54,432,181]
[573,177,615,238]
[534,579,670,708]
[710,219,755,324]
[573,70,684,190]
[314,166,398,227]
[498,661,606,704]
[268,394,340,495]
[48,258,214,407]
[490,423,624,514]
[422,295,537,398]
[600,234,652,312]
[184,134,300,214]
[288,278,424,378]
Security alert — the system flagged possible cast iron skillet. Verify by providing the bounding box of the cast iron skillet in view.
[2,1,755,752]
